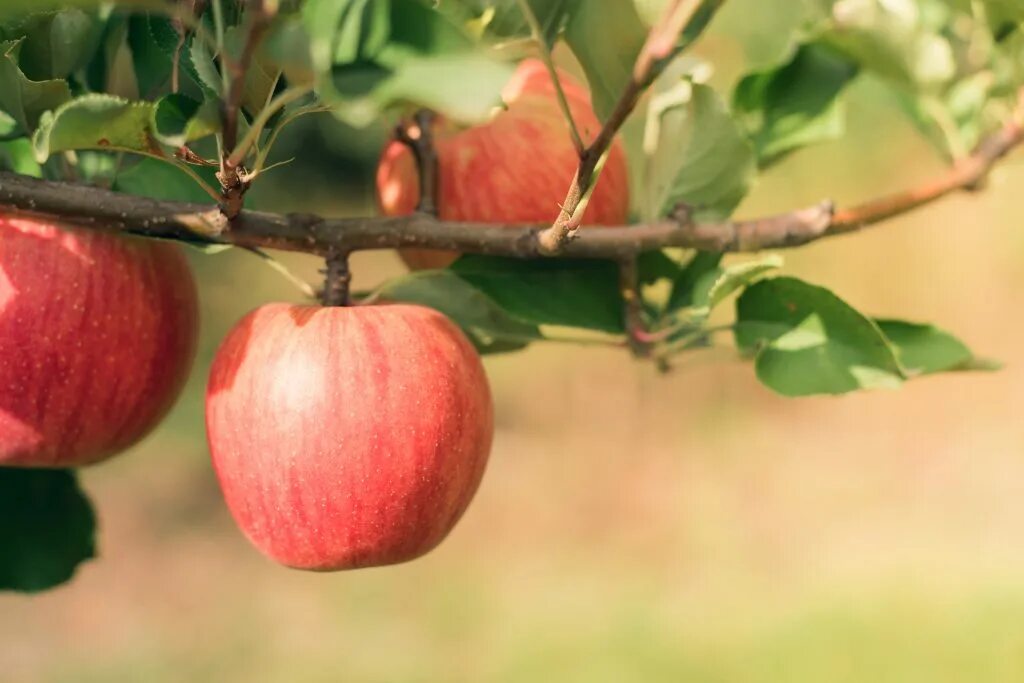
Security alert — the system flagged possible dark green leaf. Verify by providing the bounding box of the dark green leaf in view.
[734,43,859,167]
[1,8,103,80]
[0,468,96,593]
[735,277,904,396]
[450,255,625,334]
[152,93,219,147]
[373,269,541,354]
[113,156,218,203]
[0,0,160,20]
[0,39,71,135]
[667,251,722,311]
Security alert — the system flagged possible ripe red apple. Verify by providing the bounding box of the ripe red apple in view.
[376,58,631,270]
[0,215,199,467]
[205,303,493,571]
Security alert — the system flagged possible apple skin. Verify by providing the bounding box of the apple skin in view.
[205,303,494,571]
[0,215,199,467]
[376,58,631,270]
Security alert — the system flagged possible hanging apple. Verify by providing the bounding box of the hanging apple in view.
[205,303,493,570]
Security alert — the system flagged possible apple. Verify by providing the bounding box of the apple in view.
[0,215,199,467]
[376,58,631,270]
[205,303,493,571]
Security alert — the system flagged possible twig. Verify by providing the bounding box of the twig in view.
[514,0,585,155]
[395,110,441,215]
[537,0,712,254]
[217,0,273,219]
[0,103,1019,257]
[619,257,654,357]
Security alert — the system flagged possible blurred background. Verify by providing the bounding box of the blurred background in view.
[5,3,1024,681]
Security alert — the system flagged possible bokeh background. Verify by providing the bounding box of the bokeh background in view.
[5,3,1024,681]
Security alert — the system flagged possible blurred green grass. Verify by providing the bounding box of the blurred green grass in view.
[6,5,1024,681]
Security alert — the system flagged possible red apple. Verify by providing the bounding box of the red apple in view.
[0,215,199,467]
[376,58,631,270]
[205,303,493,571]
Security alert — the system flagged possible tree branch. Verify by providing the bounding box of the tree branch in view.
[536,0,710,254]
[0,106,1019,259]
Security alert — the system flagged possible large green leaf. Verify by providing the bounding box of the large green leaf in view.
[644,80,756,221]
[1,8,103,81]
[0,39,71,135]
[734,42,859,167]
[450,255,625,334]
[0,468,96,593]
[372,269,541,354]
[33,94,157,161]
[735,277,905,396]
[564,0,647,120]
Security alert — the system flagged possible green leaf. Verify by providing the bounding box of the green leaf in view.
[152,93,219,147]
[875,319,981,375]
[0,0,160,20]
[820,0,956,89]
[372,269,542,354]
[1,8,103,81]
[0,39,71,135]
[0,137,43,176]
[188,32,222,95]
[113,156,218,203]
[644,80,756,221]
[667,251,722,311]
[438,0,577,47]
[32,94,159,162]
[734,43,859,167]
[0,468,96,593]
[450,255,625,334]
[735,277,904,396]
[692,254,783,314]
[327,50,512,126]
[304,0,391,72]
[564,0,647,120]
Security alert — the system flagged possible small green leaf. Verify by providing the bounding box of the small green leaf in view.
[32,94,159,162]
[694,254,783,313]
[875,319,982,375]
[644,80,756,221]
[734,43,859,167]
[373,269,542,354]
[188,33,222,95]
[0,468,96,593]
[152,93,219,147]
[450,255,625,334]
[304,0,391,72]
[736,277,905,396]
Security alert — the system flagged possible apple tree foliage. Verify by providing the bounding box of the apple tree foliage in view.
[1,0,1022,591]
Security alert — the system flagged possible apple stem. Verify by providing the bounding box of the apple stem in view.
[321,248,352,307]
[395,110,440,217]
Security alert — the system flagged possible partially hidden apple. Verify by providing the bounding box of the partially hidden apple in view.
[205,303,493,570]
[376,58,631,270]
[0,215,199,467]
